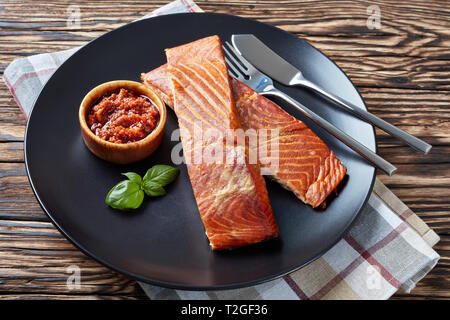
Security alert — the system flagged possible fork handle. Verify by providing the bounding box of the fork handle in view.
[292,78,432,154]
[263,86,397,176]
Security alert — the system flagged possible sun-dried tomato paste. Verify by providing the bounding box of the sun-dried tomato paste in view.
[87,88,160,144]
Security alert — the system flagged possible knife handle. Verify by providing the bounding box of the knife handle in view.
[264,86,397,176]
[292,77,432,154]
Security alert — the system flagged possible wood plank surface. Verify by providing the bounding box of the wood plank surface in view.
[0,0,448,300]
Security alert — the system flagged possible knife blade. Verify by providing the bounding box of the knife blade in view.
[231,34,302,86]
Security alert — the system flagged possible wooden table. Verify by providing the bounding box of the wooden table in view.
[0,0,448,300]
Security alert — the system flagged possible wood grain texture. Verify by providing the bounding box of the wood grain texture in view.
[0,0,448,299]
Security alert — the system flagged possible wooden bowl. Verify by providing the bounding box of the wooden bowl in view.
[79,80,167,164]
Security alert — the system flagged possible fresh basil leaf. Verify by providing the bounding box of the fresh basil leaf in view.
[143,165,180,187]
[143,181,167,197]
[106,180,144,210]
[122,172,142,185]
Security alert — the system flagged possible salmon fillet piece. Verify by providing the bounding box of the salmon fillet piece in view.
[142,63,346,208]
[232,82,347,208]
[165,36,278,250]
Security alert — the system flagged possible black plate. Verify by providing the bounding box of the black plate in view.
[25,13,376,290]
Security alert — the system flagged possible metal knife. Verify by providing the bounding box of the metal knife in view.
[231,34,432,154]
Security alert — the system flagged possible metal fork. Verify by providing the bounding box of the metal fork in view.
[222,41,397,176]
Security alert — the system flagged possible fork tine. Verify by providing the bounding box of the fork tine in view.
[224,41,257,73]
[224,56,243,81]
[222,45,243,80]
[222,44,248,78]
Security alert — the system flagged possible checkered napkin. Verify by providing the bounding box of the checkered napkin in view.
[3,0,440,300]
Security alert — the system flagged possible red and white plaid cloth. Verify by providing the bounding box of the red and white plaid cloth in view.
[3,0,440,300]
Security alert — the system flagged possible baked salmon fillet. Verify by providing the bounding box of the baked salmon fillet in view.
[165,35,278,250]
[142,63,346,208]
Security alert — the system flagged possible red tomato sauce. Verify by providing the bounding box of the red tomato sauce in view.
[87,88,160,144]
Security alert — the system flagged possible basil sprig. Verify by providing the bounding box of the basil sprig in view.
[106,165,180,211]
